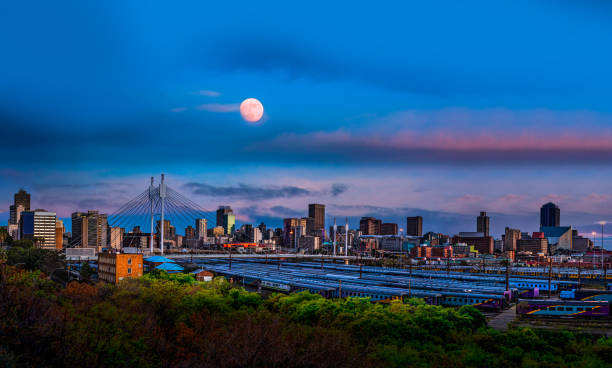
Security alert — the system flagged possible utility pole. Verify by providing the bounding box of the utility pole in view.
[229,244,232,269]
[578,259,582,289]
[505,260,509,293]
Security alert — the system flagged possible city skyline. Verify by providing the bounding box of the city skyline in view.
[3,2,612,242]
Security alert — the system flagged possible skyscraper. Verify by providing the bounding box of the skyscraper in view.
[216,206,235,234]
[540,202,560,228]
[20,210,56,249]
[308,204,325,232]
[195,218,207,239]
[71,210,108,250]
[477,211,490,237]
[359,217,382,235]
[406,216,423,236]
[9,189,30,230]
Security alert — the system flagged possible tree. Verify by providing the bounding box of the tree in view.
[80,262,93,283]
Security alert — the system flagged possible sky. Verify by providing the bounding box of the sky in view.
[2,1,612,241]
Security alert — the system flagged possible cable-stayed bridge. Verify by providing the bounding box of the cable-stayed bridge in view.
[70,174,216,255]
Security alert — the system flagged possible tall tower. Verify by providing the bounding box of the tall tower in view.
[406,216,423,237]
[308,204,325,233]
[540,202,560,228]
[477,211,490,237]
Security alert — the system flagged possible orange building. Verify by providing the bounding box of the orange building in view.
[55,220,64,250]
[98,253,143,284]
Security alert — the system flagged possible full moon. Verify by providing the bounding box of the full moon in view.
[239,98,264,123]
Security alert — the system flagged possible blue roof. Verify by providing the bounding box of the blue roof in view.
[145,256,175,263]
[155,262,184,271]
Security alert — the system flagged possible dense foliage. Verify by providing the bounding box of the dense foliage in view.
[1,265,611,368]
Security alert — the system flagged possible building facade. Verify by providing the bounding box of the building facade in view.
[406,216,423,237]
[20,210,57,249]
[71,210,108,250]
[360,217,382,235]
[476,212,490,237]
[98,253,143,284]
[540,202,560,228]
[308,203,325,233]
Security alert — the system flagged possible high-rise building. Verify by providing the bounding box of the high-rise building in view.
[283,218,307,248]
[477,212,490,237]
[308,204,325,232]
[72,211,108,250]
[406,216,423,236]
[381,223,398,235]
[195,218,207,239]
[10,189,31,225]
[109,227,124,250]
[20,210,57,249]
[503,227,521,252]
[540,202,560,228]
[55,220,64,250]
[185,225,196,239]
[216,206,235,235]
[359,217,382,235]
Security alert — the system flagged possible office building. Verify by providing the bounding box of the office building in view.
[108,227,124,250]
[540,202,560,228]
[185,225,196,239]
[216,206,235,234]
[541,226,572,253]
[517,233,548,254]
[72,211,108,251]
[360,217,382,235]
[504,227,521,252]
[9,189,31,225]
[98,253,143,284]
[452,232,494,254]
[477,212,490,237]
[283,218,307,248]
[20,210,57,249]
[381,223,398,235]
[308,204,325,232]
[55,220,64,250]
[406,216,423,237]
[195,218,207,239]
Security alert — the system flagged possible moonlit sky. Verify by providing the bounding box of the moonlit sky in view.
[2,1,612,240]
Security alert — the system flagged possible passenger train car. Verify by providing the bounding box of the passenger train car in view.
[560,289,612,302]
[516,299,610,318]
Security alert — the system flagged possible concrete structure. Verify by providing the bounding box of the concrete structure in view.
[452,232,494,254]
[308,203,325,233]
[71,210,108,251]
[98,253,143,284]
[504,227,521,252]
[406,216,423,237]
[196,218,207,240]
[380,223,398,235]
[477,211,490,237]
[298,235,320,251]
[216,206,235,235]
[55,220,64,250]
[108,227,124,250]
[9,189,30,226]
[359,217,382,235]
[540,202,560,228]
[517,233,548,254]
[20,210,57,249]
[283,218,307,248]
[572,230,592,252]
[541,226,572,252]
[185,225,196,239]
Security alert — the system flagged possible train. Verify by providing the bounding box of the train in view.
[516,299,610,318]
[560,289,612,302]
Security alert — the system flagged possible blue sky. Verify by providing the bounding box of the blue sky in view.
[2,1,612,240]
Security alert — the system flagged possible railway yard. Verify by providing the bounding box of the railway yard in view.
[187,258,612,332]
